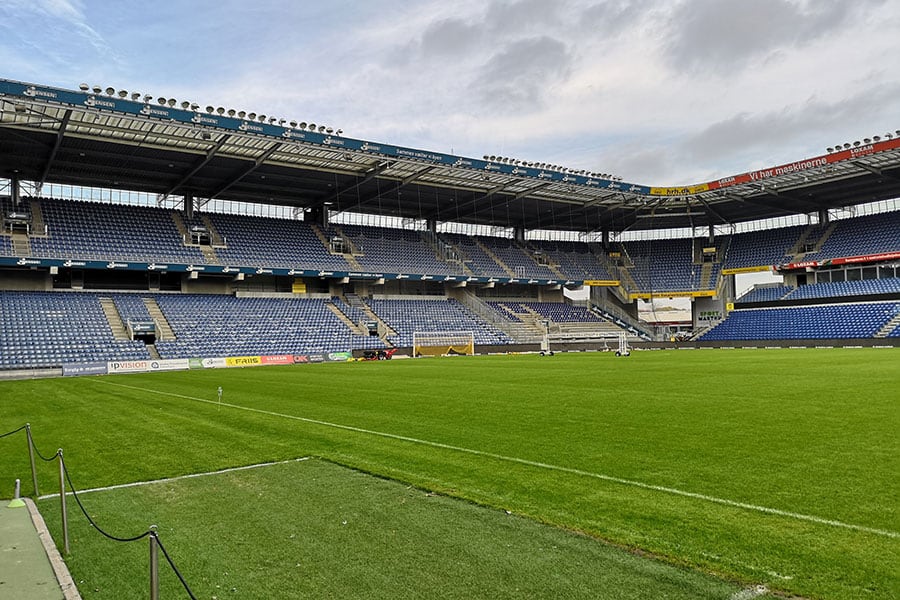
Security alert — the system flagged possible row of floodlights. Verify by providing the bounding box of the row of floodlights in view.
[482,155,622,180]
[827,132,899,153]
[78,84,342,135]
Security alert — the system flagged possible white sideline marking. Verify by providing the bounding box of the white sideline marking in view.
[729,585,769,600]
[38,457,310,500]
[93,379,900,540]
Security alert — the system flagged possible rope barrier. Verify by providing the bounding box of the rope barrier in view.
[0,424,27,439]
[4,423,200,598]
[155,534,199,600]
[61,456,151,543]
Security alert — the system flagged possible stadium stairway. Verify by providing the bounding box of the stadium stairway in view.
[875,311,900,338]
[143,298,176,340]
[475,240,516,277]
[98,297,129,340]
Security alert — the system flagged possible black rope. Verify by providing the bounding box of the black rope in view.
[30,436,59,462]
[0,424,27,439]
[155,534,199,600]
[61,456,151,543]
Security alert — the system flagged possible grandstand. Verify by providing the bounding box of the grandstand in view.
[1,77,900,375]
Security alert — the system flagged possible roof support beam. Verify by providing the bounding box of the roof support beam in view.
[339,165,437,213]
[314,160,394,211]
[207,141,283,199]
[36,109,72,190]
[163,134,231,199]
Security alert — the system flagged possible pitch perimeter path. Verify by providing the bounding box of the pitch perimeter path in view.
[0,501,77,600]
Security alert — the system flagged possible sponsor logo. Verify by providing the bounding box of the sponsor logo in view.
[147,263,169,271]
[293,355,310,363]
[318,271,333,277]
[239,122,265,133]
[221,266,239,273]
[63,260,86,267]
[106,261,128,269]
[255,268,273,274]
[186,265,206,272]
[17,258,41,265]
[139,105,170,117]
[282,129,305,140]
[84,95,116,109]
[24,86,58,99]
[191,114,218,125]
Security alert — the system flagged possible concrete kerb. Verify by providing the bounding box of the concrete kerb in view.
[24,497,82,600]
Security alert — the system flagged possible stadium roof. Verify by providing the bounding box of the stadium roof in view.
[2,78,900,232]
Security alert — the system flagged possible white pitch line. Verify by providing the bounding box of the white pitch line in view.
[93,379,900,540]
[38,457,310,500]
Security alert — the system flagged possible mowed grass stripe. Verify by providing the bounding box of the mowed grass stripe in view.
[92,377,900,540]
[37,457,752,600]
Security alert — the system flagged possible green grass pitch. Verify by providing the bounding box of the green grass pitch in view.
[1,348,897,599]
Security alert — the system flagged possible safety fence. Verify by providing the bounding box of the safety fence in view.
[2,423,196,599]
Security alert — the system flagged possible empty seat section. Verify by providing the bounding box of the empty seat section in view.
[365,298,512,347]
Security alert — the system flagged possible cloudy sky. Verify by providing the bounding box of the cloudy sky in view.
[3,0,899,186]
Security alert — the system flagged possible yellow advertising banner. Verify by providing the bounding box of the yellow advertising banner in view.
[225,356,262,367]
[630,290,717,300]
[721,265,772,275]
[583,280,621,287]
[649,184,710,196]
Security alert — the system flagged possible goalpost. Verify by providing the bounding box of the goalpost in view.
[412,331,475,357]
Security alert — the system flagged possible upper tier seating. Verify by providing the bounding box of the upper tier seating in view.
[528,240,615,281]
[783,278,900,301]
[0,291,150,369]
[699,302,900,340]
[336,225,456,275]
[737,285,795,303]
[622,239,705,292]
[30,199,205,264]
[722,226,803,270]
[814,212,900,261]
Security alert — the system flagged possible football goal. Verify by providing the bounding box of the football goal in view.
[412,331,475,357]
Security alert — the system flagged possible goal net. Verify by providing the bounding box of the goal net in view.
[412,331,475,357]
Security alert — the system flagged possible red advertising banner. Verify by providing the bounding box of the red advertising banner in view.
[776,251,900,271]
[260,354,294,365]
[705,137,900,192]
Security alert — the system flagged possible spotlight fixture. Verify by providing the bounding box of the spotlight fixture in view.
[318,126,326,133]
[167,99,177,107]
[117,90,128,98]
[131,92,141,101]
[258,114,266,122]
[181,101,190,109]
[105,87,115,96]
[827,147,834,153]
[873,135,881,142]
[143,94,153,103]
[843,143,851,149]
[864,137,872,144]
[308,123,316,131]
[336,129,343,136]
[853,140,861,147]
[92,85,102,94]
[79,83,89,91]
[248,113,257,120]
[158,97,167,105]
[216,107,225,115]
[191,103,200,111]
[228,109,236,117]
[290,121,298,128]
[206,106,215,113]
[238,111,246,119]
[298,122,307,129]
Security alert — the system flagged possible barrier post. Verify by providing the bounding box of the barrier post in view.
[25,423,39,496]
[58,449,69,554]
[149,527,159,600]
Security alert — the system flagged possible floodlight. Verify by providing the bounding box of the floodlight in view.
[827,147,834,153]
[228,109,236,117]
[206,106,214,113]
[269,117,277,124]
[298,122,307,129]
[117,90,127,98]
[79,83,89,91]
[326,127,333,134]
[318,126,326,132]
[290,121,297,128]
[181,101,190,109]
[853,140,861,147]
[278,119,286,125]
[308,123,316,131]
[191,103,200,111]
[874,136,881,142]
[886,133,893,139]
[158,97,167,105]
[335,129,343,135]
[248,113,256,120]
[258,114,266,122]
[92,85,102,94]
[864,137,871,144]
[238,111,246,118]
[132,92,141,100]
[167,99,176,107]
[843,143,851,149]
[896,130,900,136]
[105,87,115,96]
[216,107,225,115]
[143,94,153,103]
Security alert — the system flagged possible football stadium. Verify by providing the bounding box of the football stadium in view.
[1,78,898,600]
